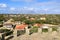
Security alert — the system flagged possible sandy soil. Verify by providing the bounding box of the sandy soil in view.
[10,31,60,40]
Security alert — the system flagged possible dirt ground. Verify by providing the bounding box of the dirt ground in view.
[10,31,60,40]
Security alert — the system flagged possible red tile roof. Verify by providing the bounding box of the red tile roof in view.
[15,24,27,30]
[34,23,42,27]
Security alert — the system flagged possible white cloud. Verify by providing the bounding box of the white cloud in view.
[10,7,16,11]
[0,3,7,8]
[23,7,34,10]
[44,8,49,11]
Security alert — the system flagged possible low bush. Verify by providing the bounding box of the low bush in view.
[17,30,25,36]
[0,29,10,33]
[42,28,48,32]
[52,27,57,31]
[29,26,38,35]
[5,31,13,36]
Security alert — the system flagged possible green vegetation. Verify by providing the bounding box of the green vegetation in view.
[17,30,26,36]
[52,27,57,31]
[42,28,48,32]
[0,15,3,24]
[0,29,13,37]
[24,20,37,25]
[24,20,33,25]
[2,14,60,25]
[29,26,38,35]
[5,31,13,36]
[0,29,10,33]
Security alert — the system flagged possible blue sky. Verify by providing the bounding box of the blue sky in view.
[0,0,60,14]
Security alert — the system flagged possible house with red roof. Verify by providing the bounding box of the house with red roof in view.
[15,24,28,30]
[33,23,42,27]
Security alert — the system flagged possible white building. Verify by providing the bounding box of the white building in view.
[3,19,14,29]
[40,17,46,20]
[41,24,49,29]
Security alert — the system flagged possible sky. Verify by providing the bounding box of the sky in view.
[0,0,60,14]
